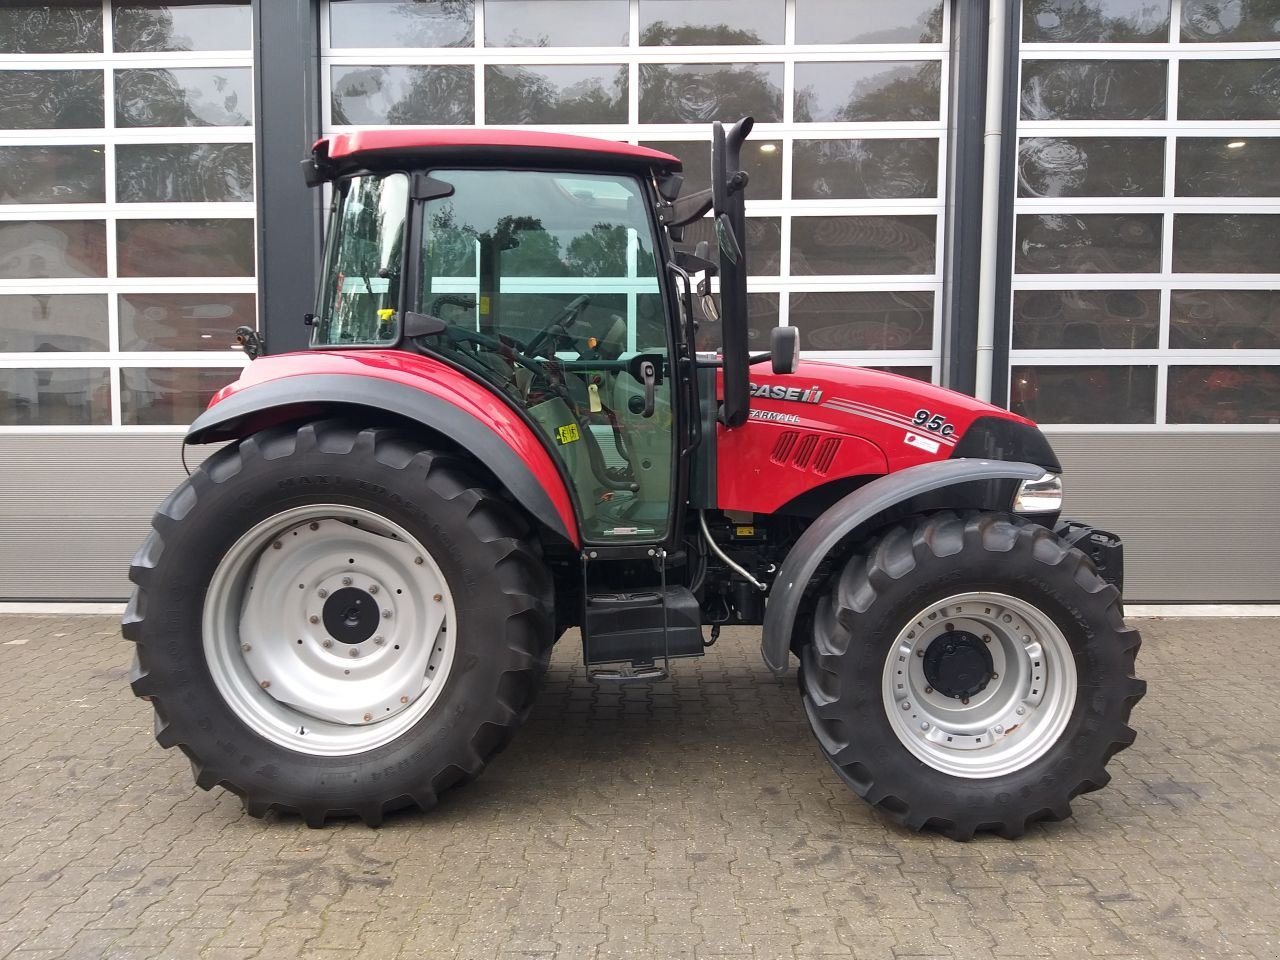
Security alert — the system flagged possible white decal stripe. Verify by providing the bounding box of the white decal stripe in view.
[823,399,959,446]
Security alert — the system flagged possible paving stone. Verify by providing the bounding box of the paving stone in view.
[0,616,1278,959]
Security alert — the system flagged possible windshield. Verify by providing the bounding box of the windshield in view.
[312,172,409,347]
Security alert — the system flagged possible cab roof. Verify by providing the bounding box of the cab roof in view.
[311,129,682,178]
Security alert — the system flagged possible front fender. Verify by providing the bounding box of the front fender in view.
[187,351,579,545]
[760,459,1045,674]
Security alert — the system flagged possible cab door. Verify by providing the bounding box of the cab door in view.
[414,167,680,545]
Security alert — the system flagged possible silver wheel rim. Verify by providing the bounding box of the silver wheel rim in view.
[203,504,457,757]
[881,592,1077,779]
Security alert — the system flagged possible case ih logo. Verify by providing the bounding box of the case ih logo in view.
[749,382,824,404]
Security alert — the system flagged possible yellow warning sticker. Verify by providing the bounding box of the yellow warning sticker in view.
[555,423,581,445]
[735,525,756,538]
[479,295,491,315]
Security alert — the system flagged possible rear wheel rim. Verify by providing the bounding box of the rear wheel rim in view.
[881,591,1076,779]
[203,503,457,757]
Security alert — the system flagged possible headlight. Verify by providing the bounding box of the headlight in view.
[1013,472,1063,513]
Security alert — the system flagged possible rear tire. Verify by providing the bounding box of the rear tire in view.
[124,420,553,826]
[799,511,1144,841]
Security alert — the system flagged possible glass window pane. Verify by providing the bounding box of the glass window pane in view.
[0,294,109,352]
[1022,0,1171,41]
[1179,60,1280,121]
[0,368,110,426]
[1021,60,1166,120]
[639,0,784,44]
[116,143,253,203]
[0,3,102,53]
[795,62,941,123]
[1172,214,1280,274]
[116,219,255,277]
[871,366,934,382]
[328,0,474,48]
[1176,138,1280,197]
[639,63,782,124]
[115,68,252,127]
[1170,290,1280,349]
[331,65,474,125]
[1015,214,1162,274]
[796,0,943,44]
[1012,290,1160,349]
[639,139,783,199]
[676,217,781,276]
[119,292,257,351]
[791,216,937,276]
[121,366,242,426]
[689,291,778,353]
[485,64,626,124]
[485,0,628,46]
[1018,137,1164,198]
[0,146,105,204]
[113,2,251,52]
[793,139,939,200]
[1182,0,1280,42]
[1168,366,1280,424]
[0,220,107,279]
[790,291,933,351]
[0,70,104,130]
[1010,365,1156,423]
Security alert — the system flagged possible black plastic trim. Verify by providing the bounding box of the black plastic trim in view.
[184,373,573,543]
[950,415,1061,473]
[760,459,1046,674]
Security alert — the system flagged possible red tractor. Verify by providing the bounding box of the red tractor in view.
[125,119,1144,840]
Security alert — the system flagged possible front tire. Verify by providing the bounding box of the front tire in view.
[124,420,553,826]
[800,511,1144,840]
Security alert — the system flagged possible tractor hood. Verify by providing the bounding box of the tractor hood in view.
[714,359,1061,515]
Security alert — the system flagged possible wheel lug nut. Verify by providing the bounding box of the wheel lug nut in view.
[432,594,442,603]
[944,622,954,631]
[991,672,999,680]
[382,609,392,619]
[318,588,328,599]
[983,635,991,643]
[400,696,409,704]
[342,576,353,587]
[369,585,379,595]
[920,721,930,731]
[242,644,251,652]
[363,713,372,722]
[309,615,319,624]
[1002,614,1012,623]
[414,556,424,565]
[902,701,911,710]
[322,639,333,649]
[374,636,385,645]
[309,522,319,531]
[260,680,270,689]
[272,542,282,550]
[350,649,359,658]
[994,725,1004,734]
[924,687,932,694]
[1016,706,1026,715]
[961,697,970,705]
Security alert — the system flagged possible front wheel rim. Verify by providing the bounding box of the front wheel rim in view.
[203,503,458,757]
[882,592,1077,779]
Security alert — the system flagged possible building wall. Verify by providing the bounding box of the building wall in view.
[1,0,1276,602]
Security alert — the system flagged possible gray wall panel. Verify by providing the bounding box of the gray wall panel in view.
[2,432,1274,602]
[1050,432,1280,602]
[0,435,209,600]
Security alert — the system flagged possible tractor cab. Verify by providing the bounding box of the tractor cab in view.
[301,123,768,554]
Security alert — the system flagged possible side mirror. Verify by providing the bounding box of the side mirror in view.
[770,326,799,375]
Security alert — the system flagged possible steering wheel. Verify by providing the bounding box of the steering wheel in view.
[525,295,592,356]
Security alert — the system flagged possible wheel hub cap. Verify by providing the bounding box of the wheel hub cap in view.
[922,629,993,699]
[323,587,379,644]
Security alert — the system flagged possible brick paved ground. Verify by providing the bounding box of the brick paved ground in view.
[0,615,1276,960]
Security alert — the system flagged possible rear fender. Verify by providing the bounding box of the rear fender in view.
[760,459,1045,674]
[186,352,579,546]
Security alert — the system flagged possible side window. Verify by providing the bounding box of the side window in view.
[418,169,675,542]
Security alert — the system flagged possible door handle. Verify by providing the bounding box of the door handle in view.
[640,359,657,418]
